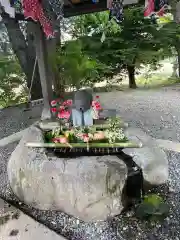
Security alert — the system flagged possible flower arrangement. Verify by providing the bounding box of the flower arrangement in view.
[105,117,127,143]
[50,98,72,120]
[50,95,102,120]
[44,117,127,145]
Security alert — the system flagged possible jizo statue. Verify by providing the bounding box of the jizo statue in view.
[71,89,93,126]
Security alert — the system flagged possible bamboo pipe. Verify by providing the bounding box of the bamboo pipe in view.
[26,141,142,148]
[38,121,128,130]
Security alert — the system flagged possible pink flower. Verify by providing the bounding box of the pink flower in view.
[52,138,60,143]
[92,101,102,110]
[58,106,65,111]
[63,99,73,106]
[51,100,57,107]
[92,100,96,107]
[51,108,57,113]
[83,134,89,142]
[59,137,68,144]
[66,99,73,105]
[57,110,71,119]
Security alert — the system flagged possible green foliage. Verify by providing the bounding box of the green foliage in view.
[70,8,178,86]
[136,194,169,221]
[53,40,108,89]
[0,56,26,107]
[50,7,180,90]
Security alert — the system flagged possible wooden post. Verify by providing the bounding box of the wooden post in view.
[33,23,53,120]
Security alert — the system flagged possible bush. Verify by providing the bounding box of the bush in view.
[0,56,27,108]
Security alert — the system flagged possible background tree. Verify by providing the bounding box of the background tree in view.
[70,8,176,88]
[0,11,43,100]
[0,56,27,107]
[52,40,108,91]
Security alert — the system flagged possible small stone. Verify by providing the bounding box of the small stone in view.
[9,229,19,236]
[126,211,134,217]
[169,187,175,193]
[76,219,80,225]
[123,227,128,231]
[11,211,20,220]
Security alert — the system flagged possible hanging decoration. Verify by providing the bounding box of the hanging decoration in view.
[108,0,124,23]
[107,0,113,9]
[92,0,99,3]
[41,0,59,31]
[41,0,64,32]
[0,0,15,18]
[144,0,170,18]
[21,0,55,38]
[47,0,64,21]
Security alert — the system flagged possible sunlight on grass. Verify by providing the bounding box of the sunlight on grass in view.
[136,75,179,89]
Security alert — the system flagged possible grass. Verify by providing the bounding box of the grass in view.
[136,75,180,89]
[92,75,180,93]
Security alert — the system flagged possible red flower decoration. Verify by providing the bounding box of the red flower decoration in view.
[92,101,95,107]
[63,99,73,106]
[83,136,89,142]
[57,110,71,119]
[92,101,102,110]
[51,108,57,113]
[96,96,99,98]
[58,106,65,111]
[52,138,60,143]
[82,133,89,142]
[51,100,57,107]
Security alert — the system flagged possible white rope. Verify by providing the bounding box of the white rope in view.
[28,56,38,102]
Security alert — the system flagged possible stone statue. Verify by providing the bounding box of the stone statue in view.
[71,89,93,126]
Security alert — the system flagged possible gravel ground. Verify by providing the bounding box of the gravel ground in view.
[0,86,180,240]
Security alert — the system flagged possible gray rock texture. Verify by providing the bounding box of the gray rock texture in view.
[123,127,168,186]
[7,126,128,222]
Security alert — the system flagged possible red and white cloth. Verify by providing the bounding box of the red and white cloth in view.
[21,0,54,38]
[144,0,169,18]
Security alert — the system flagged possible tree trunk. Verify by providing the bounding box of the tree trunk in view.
[47,27,65,97]
[175,42,180,78]
[171,0,180,78]
[2,13,42,100]
[127,65,137,89]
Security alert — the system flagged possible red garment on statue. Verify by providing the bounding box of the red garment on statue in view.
[22,0,54,38]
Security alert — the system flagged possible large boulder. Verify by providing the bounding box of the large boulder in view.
[7,126,128,222]
[123,128,168,186]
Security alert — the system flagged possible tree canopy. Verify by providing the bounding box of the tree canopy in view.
[69,7,178,87]
[1,5,180,107]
